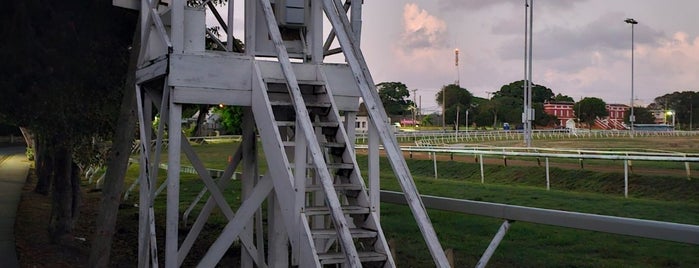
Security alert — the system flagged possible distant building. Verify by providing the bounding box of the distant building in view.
[543,101,575,126]
[543,101,630,130]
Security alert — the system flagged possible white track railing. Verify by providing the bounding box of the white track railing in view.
[355,145,698,198]
[355,130,699,144]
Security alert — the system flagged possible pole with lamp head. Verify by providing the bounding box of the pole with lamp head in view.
[625,18,638,137]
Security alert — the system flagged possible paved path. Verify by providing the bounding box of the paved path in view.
[0,147,29,268]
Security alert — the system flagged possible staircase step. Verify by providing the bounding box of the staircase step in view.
[317,251,387,265]
[276,121,339,128]
[305,183,363,192]
[305,205,370,216]
[311,228,377,239]
[322,142,345,148]
[264,78,326,86]
[269,99,331,108]
[324,163,354,170]
[281,141,346,149]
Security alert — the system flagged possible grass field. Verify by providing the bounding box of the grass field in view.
[122,135,699,267]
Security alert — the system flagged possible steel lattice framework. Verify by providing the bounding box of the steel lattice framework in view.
[115,0,450,266]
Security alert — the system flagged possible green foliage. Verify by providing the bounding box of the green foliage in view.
[624,106,655,124]
[475,80,558,128]
[377,82,415,116]
[554,93,575,102]
[653,91,699,129]
[494,80,555,103]
[533,102,558,127]
[435,84,473,125]
[420,114,435,126]
[574,97,608,129]
[214,106,243,134]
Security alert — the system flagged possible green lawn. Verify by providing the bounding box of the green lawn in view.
[122,136,699,267]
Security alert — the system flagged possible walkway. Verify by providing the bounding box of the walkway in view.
[0,147,29,268]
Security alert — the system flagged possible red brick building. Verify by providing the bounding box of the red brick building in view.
[543,101,630,129]
[543,101,575,126]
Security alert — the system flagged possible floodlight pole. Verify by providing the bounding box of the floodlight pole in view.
[625,18,638,137]
[523,0,534,147]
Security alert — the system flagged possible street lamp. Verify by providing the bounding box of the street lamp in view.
[625,18,638,137]
[666,110,675,127]
[523,0,534,147]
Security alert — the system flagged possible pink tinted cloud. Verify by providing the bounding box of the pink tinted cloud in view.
[399,3,448,51]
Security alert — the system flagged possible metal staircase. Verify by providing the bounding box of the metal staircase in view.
[126,0,450,266]
[252,58,394,266]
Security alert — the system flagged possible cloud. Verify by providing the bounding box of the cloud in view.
[399,3,448,51]
[537,31,699,104]
[497,12,665,62]
[437,0,586,12]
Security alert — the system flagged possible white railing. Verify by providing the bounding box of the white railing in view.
[354,130,699,145]
[355,144,698,198]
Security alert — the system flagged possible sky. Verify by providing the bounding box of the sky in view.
[210,0,699,114]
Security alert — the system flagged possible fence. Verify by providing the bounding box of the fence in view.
[355,129,699,145]
[356,145,698,198]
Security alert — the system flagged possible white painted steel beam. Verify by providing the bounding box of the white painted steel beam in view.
[382,191,699,245]
[256,0,361,264]
[476,220,511,268]
[198,174,274,266]
[321,1,450,266]
[251,62,321,266]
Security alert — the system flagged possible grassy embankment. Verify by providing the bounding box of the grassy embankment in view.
[120,136,699,267]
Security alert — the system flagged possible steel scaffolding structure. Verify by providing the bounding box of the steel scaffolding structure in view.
[116,0,449,266]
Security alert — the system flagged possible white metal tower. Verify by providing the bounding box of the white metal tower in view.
[115,0,450,266]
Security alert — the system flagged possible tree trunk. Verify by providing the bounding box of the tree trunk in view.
[34,134,51,195]
[48,143,81,244]
[192,104,210,142]
[88,16,141,267]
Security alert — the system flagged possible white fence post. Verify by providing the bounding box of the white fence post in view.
[545,157,550,190]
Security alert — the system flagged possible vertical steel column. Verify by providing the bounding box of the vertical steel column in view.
[136,85,151,268]
[369,121,380,215]
[226,0,235,51]
[165,88,182,268]
[241,110,257,267]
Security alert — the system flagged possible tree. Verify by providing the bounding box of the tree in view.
[420,114,435,126]
[624,107,655,124]
[377,82,415,116]
[573,97,608,129]
[653,91,699,129]
[214,105,244,134]
[533,103,558,127]
[0,0,136,246]
[435,84,473,125]
[494,80,555,104]
[554,93,574,102]
[486,80,558,127]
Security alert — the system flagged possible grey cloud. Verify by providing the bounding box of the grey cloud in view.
[401,28,449,50]
[497,12,665,61]
[438,0,587,12]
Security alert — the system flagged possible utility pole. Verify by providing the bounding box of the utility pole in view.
[455,48,460,86]
[523,0,534,147]
[442,87,446,130]
[412,88,418,126]
[625,18,638,137]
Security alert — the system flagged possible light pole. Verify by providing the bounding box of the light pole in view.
[666,110,675,127]
[523,0,534,147]
[625,18,638,137]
